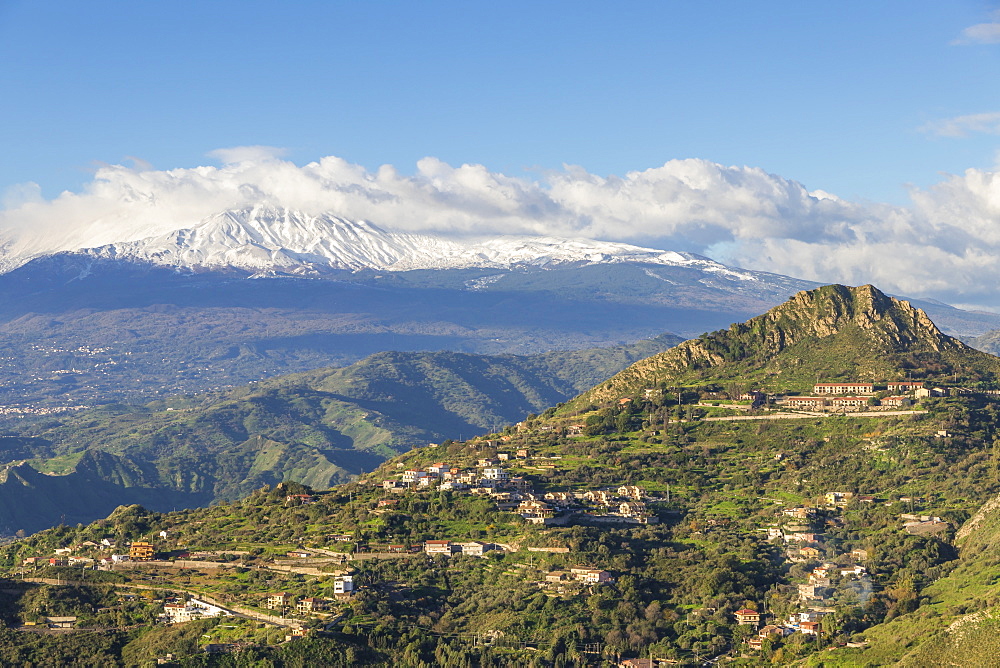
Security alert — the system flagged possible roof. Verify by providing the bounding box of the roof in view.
[620,660,655,668]
[735,609,760,615]
[814,382,872,386]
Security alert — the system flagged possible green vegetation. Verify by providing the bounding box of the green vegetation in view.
[0,284,999,665]
[3,384,998,666]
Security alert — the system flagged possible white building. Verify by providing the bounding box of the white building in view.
[401,470,428,483]
[481,467,510,482]
[162,598,229,624]
[334,575,354,594]
[456,541,494,557]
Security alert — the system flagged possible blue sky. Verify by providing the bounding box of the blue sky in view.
[3,1,1000,309]
[1,1,998,203]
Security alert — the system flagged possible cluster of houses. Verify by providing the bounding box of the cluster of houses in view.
[22,537,161,568]
[384,454,532,493]
[0,403,89,416]
[384,456,660,527]
[796,560,869,603]
[777,381,933,412]
[735,608,828,650]
[754,497,879,643]
[507,485,657,526]
[264,576,354,613]
[771,491,954,552]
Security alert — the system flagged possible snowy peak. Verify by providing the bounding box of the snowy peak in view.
[85,205,468,273]
[41,205,758,278]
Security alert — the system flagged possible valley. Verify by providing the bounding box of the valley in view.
[0,335,682,536]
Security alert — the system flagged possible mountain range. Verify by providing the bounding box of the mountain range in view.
[2,205,1000,407]
[76,204,751,275]
[0,203,826,276]
[0,281,993,539]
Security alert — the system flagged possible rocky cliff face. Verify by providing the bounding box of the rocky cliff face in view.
[728,284,958,356]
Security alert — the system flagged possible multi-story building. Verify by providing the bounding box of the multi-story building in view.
[266,592,293,610]
[334,575,354,594]
[129,541,155,561]
[813,383,874,395]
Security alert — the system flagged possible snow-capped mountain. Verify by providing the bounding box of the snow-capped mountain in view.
[44,204,758,278]
[2,202,1000,416]
[5,204,996,340]
[82,206,468,274]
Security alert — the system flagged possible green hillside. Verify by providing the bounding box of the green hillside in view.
[0,334,680,536]
[803,487,1000,666]
[2,284,1000,665]
[3,391,997,665]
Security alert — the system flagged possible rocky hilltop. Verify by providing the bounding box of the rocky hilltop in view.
[576,284,997,406]
[741,283,954,351]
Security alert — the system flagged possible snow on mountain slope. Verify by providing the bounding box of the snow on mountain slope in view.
[83,206,468,273]
[68,204,757,277]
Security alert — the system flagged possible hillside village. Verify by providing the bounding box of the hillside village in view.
[0,374,984,665]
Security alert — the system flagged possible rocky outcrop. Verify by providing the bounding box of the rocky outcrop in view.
[576,284,976,405]
[956,493,1000,544]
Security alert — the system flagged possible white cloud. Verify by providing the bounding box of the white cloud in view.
[1,181,43,210]
[921,111,1000,137]
[4,147,1000,308]
[207,145,288,165]
[953,14,1000,44]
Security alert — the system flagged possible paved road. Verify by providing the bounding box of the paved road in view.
[22,577,299,628]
